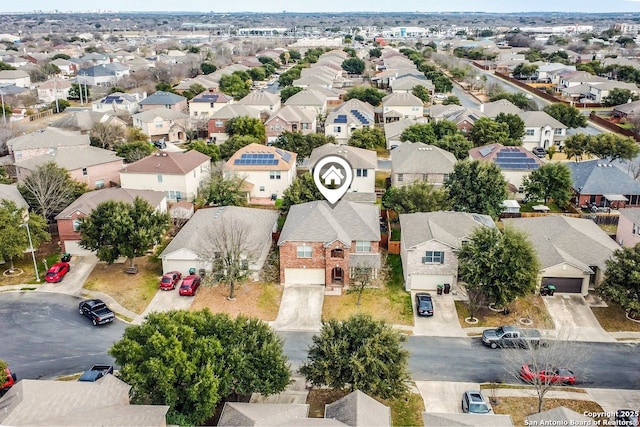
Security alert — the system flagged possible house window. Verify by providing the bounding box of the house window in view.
[356,168,368,177]
[397,173,403,182]
[95,179,104,189]
[259,186,265,192]
[334,126,342,132]
[422,251,445,264]
[155,122,163,128]
[72,219,82,232]
[297,245,312,258]
[443,174,449,183]
[302,123,309,129]
[157,174,163,183]
[167,190,182,201]
[525,129,535,136]
[554,128,563,135]
[355,241,371,252]
[270,171,281,180]
[422,173,429,181]
[215,120,223,128]
[82,168,88,176]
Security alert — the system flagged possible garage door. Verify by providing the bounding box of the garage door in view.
[63,241,94,256]
[163,259,203,276]
[284,268,325,285]
[541,277,583,293]
[410,274,454,291]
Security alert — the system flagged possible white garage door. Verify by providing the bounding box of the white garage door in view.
[284,268,325,285]
[163,259,202,276]
[63,241,94,256]
[410,274,454,291]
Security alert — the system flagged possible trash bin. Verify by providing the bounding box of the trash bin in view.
[198,268,206,278]
[436,284,443,295]
[547,285,556,296]
[61,253,71,262]
[188,267,196,275]
[443,283,451,294]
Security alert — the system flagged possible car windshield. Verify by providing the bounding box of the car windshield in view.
[470,403,489,413]
[46,272,56,276]
[161,277,171,283]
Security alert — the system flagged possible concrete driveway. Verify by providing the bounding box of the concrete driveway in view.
[134,288,195,324]
[271,284,324,332]
[416,381,481,413]
[413,293,467,337]
[36,254,98,297]
[543,294,614,342]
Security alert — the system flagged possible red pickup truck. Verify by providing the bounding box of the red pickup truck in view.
[1,367,17,396]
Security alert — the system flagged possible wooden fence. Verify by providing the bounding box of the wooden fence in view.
[589,113,640,141]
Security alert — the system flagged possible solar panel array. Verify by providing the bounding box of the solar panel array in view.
[233,153,279,165]
[351,110,370,125]
[494,149,540,170]
[275,148,292,163]
[103,96,123,104]
[334,114,348,124]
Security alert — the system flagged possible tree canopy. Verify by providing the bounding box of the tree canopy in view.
[186,140,221,161]
[602,88,640,107]
[563,132,640,162]
[272,132,335,163]
[543,103,587,128]
[219,72,251,100]
[411,85,430,103]
[280,173,323,213]
[225,116,266,141]
[495,113,525,145]
[521,163,573,208]
[279,86,304,103]
[399,121,471,160]
[116,141,154,163]
[348,127,386,150]
[299,313,410,399]
[110,310,291,425]
[90,122,125,150]
[445,159,508,218]
[219,135,263,161]
[199,170,247,207]
[79,197,169,267]
[598,244,640,318]
[344,86,386,106]
[0,200,50,271]
[382,182,451,214]
[468,117,511,147]
[341,57,366,74]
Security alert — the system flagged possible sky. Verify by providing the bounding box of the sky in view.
[5,0,640,14]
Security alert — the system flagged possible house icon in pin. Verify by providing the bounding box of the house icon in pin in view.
[321,165,344,186]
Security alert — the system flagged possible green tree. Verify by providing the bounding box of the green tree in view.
[186,140,220,161]
[563,133,591,161]
[219,135,262,161]
[280,173,323,213]
[272,132,334,163]
[341,57,365,74]
[468,117,511,147]
[439,133,474,160]
[299,313,410,399]
[79,197,169,267]
[278,66,302,87]
[248,67,266,82]
[225,116,266,141]
[513,63,539,80]
[200,171,247,207]
[445,160,508,218]
[543,104,587,128]
[344,86,385,106]
[126,127,149,143]
[382,182,451,214]
[489,92,537,111]
[442,95,461,105]
[495,113,525,145]
[521,163,573,207]
[602,88,640,107]
[155,83,176,93]
[181,83,206,100]
[219,73,251,100]
[369,47,382,58]
[400,123,436,144]
[411,85,430,103]
[18,162,88,222]
[348,127,385,150]
[50,99,70,113]
[458,226,539,308]
[280,86,304,103]
[0,62,16,70]
[51,53,70,60]
[0,359,6,386]
[0,200,50,271]
[598,244,640,318]
[110,310,291,425]
[586,133,640,162]
[200,62,217,75]
[116,141,154,163]
[68,83,90,100]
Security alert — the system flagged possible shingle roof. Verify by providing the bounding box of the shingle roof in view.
[325,390,391,427]
[225,143,296,172]
[138,90,186,106]
[391,142,457,174]
[481,99,523,118]
[15,146,123,172]
[0,183,28,208]
[49,111,125,132]
[502,216,619,271]
[267,105,316,124]
[0,69,29,79]
[518,111,566,129]
[619,207,640,225]
[382,91,423,107]
[423,412,515,426]
[55,187,166,219]
[78,65,115,77]
[211,104,261,120]
[121,150,209,175]
[400,211,496,249]
[284,89,326,107]
[132,107,189,122]
[8,128,90,151]
[237,90,280,107]
[309,143,377,170]
[566,159,640,194]
[190,90,233,104]
[218,402,310,426]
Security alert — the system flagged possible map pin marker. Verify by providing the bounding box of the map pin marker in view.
[313,155,353,206]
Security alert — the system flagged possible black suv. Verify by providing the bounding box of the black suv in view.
[532,147,546,158]
[415,292,434,317]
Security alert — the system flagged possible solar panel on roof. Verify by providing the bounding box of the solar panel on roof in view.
[234,152,278,166]
[275,148,292,163]
[478,145,495,157]
[334,114,348,124]
[351,110,370,125]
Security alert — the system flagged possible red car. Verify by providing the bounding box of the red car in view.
[159,271,182,290]
[520,364,576,385]
[1,367,17,396]
[179,275,201,296]
[45,262,70,283]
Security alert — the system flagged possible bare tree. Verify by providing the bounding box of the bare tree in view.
[501,329,591,413]
[464,283,488,322]
[0,123,25,156]
[90,122,126,150]
[349,266,373,306]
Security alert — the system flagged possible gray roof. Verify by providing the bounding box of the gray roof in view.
[0,377,168,426]
[278,201,380,247]
[133,107,189,122]
[160,206,278,259]
[16,146,123,172]
[218,402,309,426]
[384,118,420,140]
[8,128,90,151]
[309,144,377,170]
[238,90,280,107]
[613,99,640,115]
[525,407,594,425]
[619,207,640,225]
[79,65,115,77]
[502,216,620,271]
[382,91,423,107]
[567,159,640,194]
[138,90,186,106]
[518,111,567,129]
[55,187,166,220]
[0,183,28,208]
[49,111,125,132]
[267,105,316,124]
[211,104,262,120]
[325,390,391,427]
[423,412,514,426]
[481,99,523,118]
[391,142,457,174]
[400,211,496,249]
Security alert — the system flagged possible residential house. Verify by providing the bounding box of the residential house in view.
[92,92,145,115]
[284,87,338,115]
[391,142,457,188]
[324,99,375,143]
[132,108,190,143]
[383,118,423,150]
[49,110,127,133]
[15,146,124,189]
[518,110,567,151]
[160,206,278,278]
[533,63,576,83]
[589,81,639,104]
[138,91,188,112]
[55,187,167,254]
[0,376,168,426]
[0,70,30,88]
[612,99,640,119]
[7,128,90,162]
[223,143,297,203]
[188,89,234,121]
[119,151,211,202]
[567,159,640,208]
[76,65,118,87]
[278,201,381,288]
[400,211,496,291]
[0,183,28,208]
[207,105,262,143]
[264,105,316,143]
[382,92,424,122]
[78,52,110,66]
[390,75,435,95]
[430,105,486,135]
[103,62,130,80]
[373,68,423,89]
[36,78,72,103]
[616,208,640,248]
[309,143,377,200]
[480,99,523,119]
[503,216,620,294]
[557,70,608,94]
[173,75,219,94]
[469,144,543,192]
[237,90,281,114]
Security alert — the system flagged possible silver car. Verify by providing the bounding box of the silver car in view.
[461,390,492,414]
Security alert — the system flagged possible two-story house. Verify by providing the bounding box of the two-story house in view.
[188,89,234,121]
[138,91,188,112]
[223,143,297,203]
[391,142,457,188]
[278,200,381,288]
[264,105,316,143]
[324,99,375,143]
[120,151,211,202]
[518,110,567,151]
[237,90,281,114]
[92,92,145,115]
[132,108,190,143]
[76,65,118,87]
[382,92,424,123]
[7,128,90,162]
[207,105,262,143]
[36,78,72,103]
[0,70,30,88]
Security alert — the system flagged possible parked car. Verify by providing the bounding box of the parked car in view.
[44,262,70,283]
[79,299,115,326]
[461,390,492,414]
[78,364,114,382]
[481,325,542,349]
[532,147,546,158]
[519,364,576,385]
[415,292,434,317]
[160,271,182,290]
[1,367,17,396]
[179,275,201,296]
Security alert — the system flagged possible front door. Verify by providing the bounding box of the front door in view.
[331,267,343,284]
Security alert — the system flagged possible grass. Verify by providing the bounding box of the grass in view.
[375,170,390,188]
[598,223,618,235]
[191,281,283,321]
[454,294,555,330]
[83,257,161,314]
[390,228,401,241]
[591,301,640,332]
[492,397,605,426]
[0,242,61,287]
